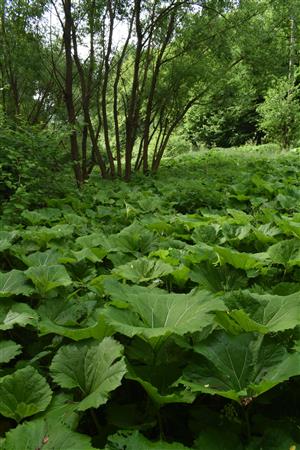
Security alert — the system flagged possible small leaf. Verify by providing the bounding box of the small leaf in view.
[113,257,173,283]
[106,430,189,449]
[0,341,22,364]
[71,247,107,263]
[0,300,38,330]
[0,366,52,421]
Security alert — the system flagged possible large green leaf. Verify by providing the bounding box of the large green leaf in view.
[267,238,300,267]
[0,366,52,421]
[180,332,300,402]
[0,270,33,297]
[107,223,159,255]
[50,337,126,411]
[22,224,74,246]
[220,290,300,333]
[214,246,267,270]
[105,431,189,449]
[38,296,113,341]
[22,249,61,267]
[71,247,107,263]
[0,341,22,364]
[39,313,113,341]
[103,280,225,340]
[76,232,109,249]
[21,208,62,225]
[3,418,95,450]
[112,257,174,283]
[25,264,72,293]
[0,300,38,330]
[190,262,247,292]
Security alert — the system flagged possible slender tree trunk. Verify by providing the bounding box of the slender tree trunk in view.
[101,0,116,177]
[125,0,143,180]
[63,0,82,186]
[142,13,175,173]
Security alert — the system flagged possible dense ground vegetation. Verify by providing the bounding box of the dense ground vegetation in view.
[2,0,300,448]
[0,147,300,449]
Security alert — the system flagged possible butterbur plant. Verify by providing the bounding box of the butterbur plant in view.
[0,149,300,448]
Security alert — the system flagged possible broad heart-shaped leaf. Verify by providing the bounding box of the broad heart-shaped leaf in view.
[50,337,126,411]
[25,264,72,293]
[267,238,300,267]
[102,280,225,340]
[220,290,300,333]
[0,270,33,297]
[106,223,159,256]
[0,300,38,330]
[3,418,95,450]
[112,257,174,283]
[0,341,22,364]
[180,332,300,403]
[105,430,189,450]
[0,366,52,421]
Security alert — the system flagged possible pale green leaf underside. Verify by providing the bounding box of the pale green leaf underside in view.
[0,300,38,330]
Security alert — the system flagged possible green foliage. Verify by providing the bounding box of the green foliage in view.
[0,148,300,447]
[0,124,73,217]
[0,366,52,422]
[50,338,126,411]
[257,78,300,149]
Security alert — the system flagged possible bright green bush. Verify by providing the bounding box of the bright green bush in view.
[257,77,300,149]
